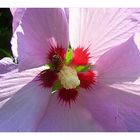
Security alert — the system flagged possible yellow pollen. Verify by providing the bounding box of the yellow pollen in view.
[58,65,80,89]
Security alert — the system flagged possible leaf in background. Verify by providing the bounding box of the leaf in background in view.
[0,8,13,59]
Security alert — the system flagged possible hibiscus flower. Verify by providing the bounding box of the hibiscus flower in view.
[0,8,140,132]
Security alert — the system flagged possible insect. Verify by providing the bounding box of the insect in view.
[51,54,63,73]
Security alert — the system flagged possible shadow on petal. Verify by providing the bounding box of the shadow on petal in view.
[80,83,140,132]
[0,76,50,132]
[95,37,140,84]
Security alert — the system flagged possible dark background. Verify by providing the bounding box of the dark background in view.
[0,8,13,59]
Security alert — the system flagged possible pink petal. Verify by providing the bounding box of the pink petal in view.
[134,32,140,51]
[96,37,140,96]
[80,84,140,131]
[12,8,69,71]
[11,25,21,58]
[0,67,51,131]
[0,58,18,107]
[0,57,18,77]
[37,94,104,132]
[0,66,43,100]
[10,8,26,32]
[88,36,140,131]
[69,8,140,64]
[63,8,69,22]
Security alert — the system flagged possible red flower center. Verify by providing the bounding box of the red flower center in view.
[38,40,96,105]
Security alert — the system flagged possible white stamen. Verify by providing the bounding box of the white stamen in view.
[58,65,80,89]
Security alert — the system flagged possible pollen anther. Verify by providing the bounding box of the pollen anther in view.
[58,65,80,89]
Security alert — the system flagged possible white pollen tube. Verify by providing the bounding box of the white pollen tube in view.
[58,65,80,89]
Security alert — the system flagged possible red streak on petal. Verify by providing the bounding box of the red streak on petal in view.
[48,46,66,61]
[58,88,78,105]
[38,69,58,88]
[78,71,96,89]
[71,47,90,66]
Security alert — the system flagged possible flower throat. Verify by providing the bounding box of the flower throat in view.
[38,39,96,105]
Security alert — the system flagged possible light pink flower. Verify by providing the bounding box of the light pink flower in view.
[0,8,140,131]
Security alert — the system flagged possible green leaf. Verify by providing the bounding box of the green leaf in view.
[0,48,13,58]
[76,65,90,72]
[51,80,62,94]
[65,44,73,64]
[0,9,13,59]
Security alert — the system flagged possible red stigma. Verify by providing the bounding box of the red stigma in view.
[78,71,96,89]
[71,47,90,66]
[38,69,58,88]
[58,88,78,105]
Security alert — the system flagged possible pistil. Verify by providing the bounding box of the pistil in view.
[58,65,80,89]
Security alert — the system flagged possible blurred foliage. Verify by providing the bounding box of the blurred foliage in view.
[0,8,13,59]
